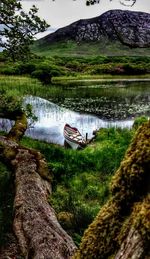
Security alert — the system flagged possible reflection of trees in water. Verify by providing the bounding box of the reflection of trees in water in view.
[0,94,149,144]
[45,82,150,101]
[0,119,14,132]
[25,94,150,121]
[57,94,150,119]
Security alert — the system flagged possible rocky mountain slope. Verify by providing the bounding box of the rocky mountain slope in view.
[41,10,150,48]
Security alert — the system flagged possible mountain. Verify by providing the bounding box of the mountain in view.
[41,10,150,48]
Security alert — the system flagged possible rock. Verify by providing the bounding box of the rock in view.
[41,10,150,48]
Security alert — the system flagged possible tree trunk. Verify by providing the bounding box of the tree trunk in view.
[115,228,144,259]
[74,121,150,259]
[0,109,76,258]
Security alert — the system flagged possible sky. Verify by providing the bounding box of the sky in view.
[21,0,150,38]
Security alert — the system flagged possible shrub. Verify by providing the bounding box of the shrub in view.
[1,66,19,75]
[31,69,52,84]
[16,62,36,75]
[50,69,62,77]
[122,64,147,75]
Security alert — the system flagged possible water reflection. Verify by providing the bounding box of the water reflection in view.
[53,82,150,120]
[1,80,150,145]
[23,96,133,145]
[0,119,14,132]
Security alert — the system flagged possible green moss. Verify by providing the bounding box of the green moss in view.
[3,147,17,161]
[7,113,27,142]
[57,211,74,230]
[118,194,150,255]
[31,149,52,182]
[75,120,150,259]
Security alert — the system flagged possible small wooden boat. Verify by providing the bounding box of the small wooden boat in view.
[64,124,86,150]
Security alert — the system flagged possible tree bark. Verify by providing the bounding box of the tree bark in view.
[0,109,76,258]
[0,135,76,258]
[74,121,150,259]
[115,228,144,259]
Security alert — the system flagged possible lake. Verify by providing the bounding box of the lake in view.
[0,80,150,145]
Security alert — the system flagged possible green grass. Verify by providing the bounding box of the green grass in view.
[1,73,150,100]
[21,127,134,245]
[0,75,44,96]
[0,75,65,101]
[53,74,150,83]
[33,40,150,57]
[0,53,149,245]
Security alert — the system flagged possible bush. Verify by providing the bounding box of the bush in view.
[1,66,19,75]
[50,69,62,77]
[122,64,147,75]
[31,69,52,84]
[16,62,36,75]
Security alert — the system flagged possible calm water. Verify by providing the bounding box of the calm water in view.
[25,96,135,144]
[51,81,150,120]
[0,81,150,145]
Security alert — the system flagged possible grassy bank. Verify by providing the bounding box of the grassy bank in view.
[33,40,150,57]
[0,72,148,245]
[20,127,134,245]
[0,74,150,98]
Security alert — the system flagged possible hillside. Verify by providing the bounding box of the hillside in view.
[41,10,150,47]
[35,9,150,57]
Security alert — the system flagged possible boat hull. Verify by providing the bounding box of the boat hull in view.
[64,124,86,150]
[64,138,80,150]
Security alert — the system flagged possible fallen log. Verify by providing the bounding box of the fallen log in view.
[0,136,76,258]
[0,105,76,258]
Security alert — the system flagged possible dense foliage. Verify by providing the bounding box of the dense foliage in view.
[75,120,150,258]
[0,54,150,84]
[21,127,134,244]
[0,0,49,61]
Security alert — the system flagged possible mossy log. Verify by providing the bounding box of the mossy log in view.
[7,112,28,142]
[0,111,76,258]
[74,120,150,259]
